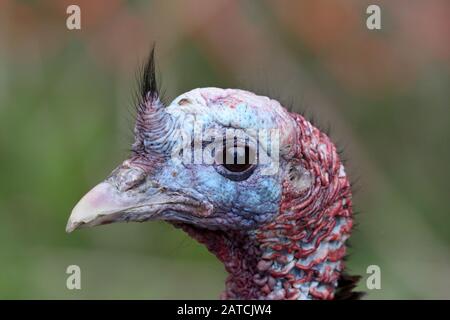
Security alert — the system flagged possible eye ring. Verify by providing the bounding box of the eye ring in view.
[215,163,256,181]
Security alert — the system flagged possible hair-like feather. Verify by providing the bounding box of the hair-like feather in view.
[140,46,158,101]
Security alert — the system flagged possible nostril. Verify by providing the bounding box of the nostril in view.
[113,166,147,192]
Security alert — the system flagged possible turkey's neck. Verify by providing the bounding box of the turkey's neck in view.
[176,225,263,299]
[176,205,352,300]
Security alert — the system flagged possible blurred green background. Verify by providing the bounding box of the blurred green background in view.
[0,0,449,299]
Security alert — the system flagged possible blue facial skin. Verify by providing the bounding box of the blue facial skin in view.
[154,153,283,230]
[140,90,293,230]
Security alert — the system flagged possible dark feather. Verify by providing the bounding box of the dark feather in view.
[334,273,364,300]
[139,46,158,102]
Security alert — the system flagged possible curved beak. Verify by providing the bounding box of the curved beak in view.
[66,164,213,233]
[66,181,137,233]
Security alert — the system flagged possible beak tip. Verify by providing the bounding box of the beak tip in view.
[66,180,144,234]
[66,182,117,234]
[65,220,78,233]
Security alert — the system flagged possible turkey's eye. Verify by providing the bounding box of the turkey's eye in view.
[215,145,256,181]
[223,146,252,172]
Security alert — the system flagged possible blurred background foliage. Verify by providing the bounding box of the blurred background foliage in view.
[0,0,449,299]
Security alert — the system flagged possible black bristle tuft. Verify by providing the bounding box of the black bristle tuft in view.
[140,46,158,101]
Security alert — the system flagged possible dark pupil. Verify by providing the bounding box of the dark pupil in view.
[223,146,252,172]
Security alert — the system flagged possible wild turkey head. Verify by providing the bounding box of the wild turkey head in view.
[66,50,358,300]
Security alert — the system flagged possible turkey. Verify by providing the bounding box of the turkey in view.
[66,50,361,300]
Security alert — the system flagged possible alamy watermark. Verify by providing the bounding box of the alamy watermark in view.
[66,5,81,30]
[66,265,81,290]
[366,5,381,30]
[168,125,281,176]
[366,264,382,290]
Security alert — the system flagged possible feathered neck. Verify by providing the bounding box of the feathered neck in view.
[176,188,354,300]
